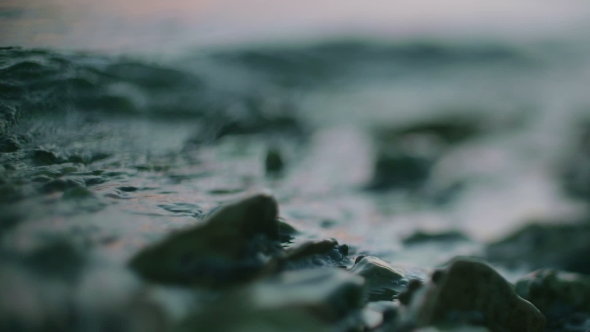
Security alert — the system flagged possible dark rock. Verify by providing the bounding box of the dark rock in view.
[278,220,298,242]
[515,269,590,320]
[403,230,470,246]
[285,238,338,261]
[32,149,63,166]
[117,186,138,192]
[0,135,19,152]
[365,150,432,190]
[265,147,284,174]
[404,258,545,332]
[376,116,481,145]
[128,192,281,287]
[485,221,590,274]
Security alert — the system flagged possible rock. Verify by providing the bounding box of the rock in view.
[129,192,282,287]
[284,239,350,268]
[178,268,364,332]
[515,269,590,319]
[375,116,481,146]
[486,222,590,274]
[265,147,284,174]
[41,178,85,194]
[0,135,19,152]
[365,149,432,191]
[31,149,62,166]
[278,220,298,242]
[349,256,407,301]
[403,230,470,246]
[404,258,545,332]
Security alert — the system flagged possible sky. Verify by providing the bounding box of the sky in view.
[2,0,590,52]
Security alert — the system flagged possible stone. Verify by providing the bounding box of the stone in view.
[403,230,469,245]
[486,222,590,274]
[128,192,282,287]
[404,258,545,332]
[265,147,284,174]
[31,149,62,166]
[365,149,432,191]
[349,256,407,301]
[283,239,350,269]
[515,269,590,319]
[0,135,20,152]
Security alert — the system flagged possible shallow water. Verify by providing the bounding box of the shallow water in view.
[3,7,590,330]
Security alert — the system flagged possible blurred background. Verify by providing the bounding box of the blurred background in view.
[2,1,590,330]
[2,0,590,52]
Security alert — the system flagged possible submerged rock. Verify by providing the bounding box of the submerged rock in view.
[486,222,590,274]
[515,269,590,319]
[349,256,407,301]
[404,258,545,332]
[129,192,282,287]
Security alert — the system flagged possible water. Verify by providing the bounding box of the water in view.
[3,2,590,331]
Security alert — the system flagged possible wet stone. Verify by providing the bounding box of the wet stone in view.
[284,238,350,269]
[265,147,284,174]
[404,258,545,332]
[349,256,407,302]
[403,230,470,246]
[129,192,282,287]
[0,135,20,152]
[365,149,432,191]
[486,222,590,274]
[515,269,590,320]
[32,149,63,166]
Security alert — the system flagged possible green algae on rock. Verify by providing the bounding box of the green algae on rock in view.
[404,258,545,332]
[349,256,407,302]
[128,191,282,287]
[515,269,590,318]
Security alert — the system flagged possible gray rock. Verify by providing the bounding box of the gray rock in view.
[349,256,407,301]
[265,147,284,174]
[486,221,590,274]
[129,192,282,287]
[404,258,545,332]
[515,269,590,319]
